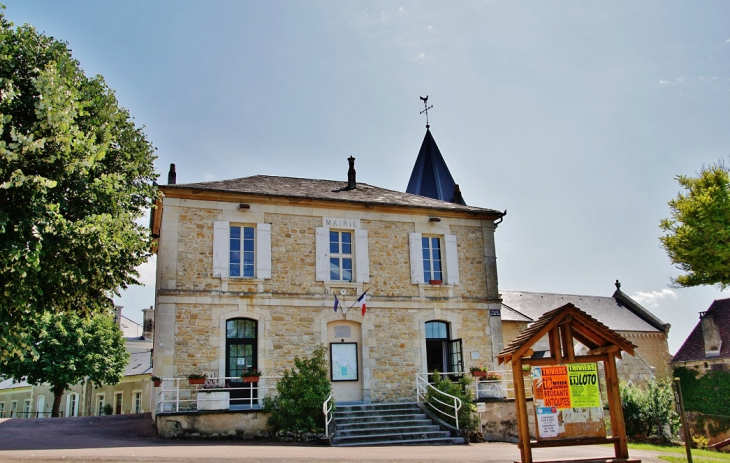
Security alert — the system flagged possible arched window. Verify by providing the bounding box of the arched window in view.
[66,393,79,417]
[425,321,463,375]
[36,395,45,418]
[226,318,258,407]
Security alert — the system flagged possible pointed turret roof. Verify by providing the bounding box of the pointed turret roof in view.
[406,128,466,205]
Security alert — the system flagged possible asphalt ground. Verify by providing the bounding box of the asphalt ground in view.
[0,414,668,462]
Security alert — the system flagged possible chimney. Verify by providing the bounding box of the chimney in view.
[700,311,722,357]
[142,305,154,341]
[112,305,122,327]
[452,184,464,205]
[167,163,176,185]
[345,156,356,190]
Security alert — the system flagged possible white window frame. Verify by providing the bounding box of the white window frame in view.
[36,395,45,418]
[316,227,369,283]
[328,230,354,282]
[0,402,4,418]
[132,390,143,414]
[213,221,271,280]
[113,392,123,415]
[421,235,443,282]
[23,399,30,418]
[10,400,17,417]
[96,393,105,416]
[409,232,459,285]
[66,392,79,417]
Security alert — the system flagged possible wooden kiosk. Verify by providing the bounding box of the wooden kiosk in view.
[497,303,640,463]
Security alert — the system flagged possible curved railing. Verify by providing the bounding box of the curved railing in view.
[415,373,463,430]
[322,393,334,438]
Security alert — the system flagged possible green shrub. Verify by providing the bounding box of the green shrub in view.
[263,344,332,433]
[619,380,679,439]
[426,371,479,432]
[102,404,113,416]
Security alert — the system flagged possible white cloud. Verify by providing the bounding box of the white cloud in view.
[135,255,157,286]
[659,80,670,85]
[631,289,678,308]
[725,38,730,43]
[204,173,214,181]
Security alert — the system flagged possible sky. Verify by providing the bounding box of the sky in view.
[8,1,730,355]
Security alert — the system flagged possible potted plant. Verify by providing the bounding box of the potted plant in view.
[241,369,262,383]
[484,372,502,381]
[151,376,162,387]
[478,372,506,399]
[429,279,442,285]
[188,373,207,385]
[470,366,488,378]
[522,365,531,376]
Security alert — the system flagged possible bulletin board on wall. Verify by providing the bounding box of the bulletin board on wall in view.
[531,363,606,440]
[330,342,358,381]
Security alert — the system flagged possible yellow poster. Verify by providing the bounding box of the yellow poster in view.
[567,363,601,408]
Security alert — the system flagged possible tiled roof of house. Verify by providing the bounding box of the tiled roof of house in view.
[501,289,669,333]
[406,129,465,205]
[164,175,502,216]
[671,298,730,363]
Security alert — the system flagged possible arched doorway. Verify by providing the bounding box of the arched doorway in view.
[226,318,258,407]
[327,320,363,402]
[425,321,463,376]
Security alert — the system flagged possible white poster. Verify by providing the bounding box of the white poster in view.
[331,343,358,381]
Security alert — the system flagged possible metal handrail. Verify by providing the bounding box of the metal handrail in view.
[416,373,463,430]
[322,393,334,438]
[154,376,280,413]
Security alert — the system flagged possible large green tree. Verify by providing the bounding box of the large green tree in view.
[0,8,157,363]
[660,161,730,289]
[0,311,129,417]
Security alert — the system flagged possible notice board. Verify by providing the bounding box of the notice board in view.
[531,363,606,440]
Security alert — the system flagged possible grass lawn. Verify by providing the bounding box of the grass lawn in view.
[626,443,730,462]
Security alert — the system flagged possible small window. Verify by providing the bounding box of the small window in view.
[133,391,142,414]
[329,231,353,281]
[114,392,123,415]
[23,399,30,418]
[10,400,17,417]
[96,394,105,416]
[422,237,442,282]
[0,402,5,418]
[230,225,255,277]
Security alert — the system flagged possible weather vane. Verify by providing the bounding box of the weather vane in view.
[420,95,433,128]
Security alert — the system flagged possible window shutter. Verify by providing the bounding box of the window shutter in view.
[315,227,329,281]
[213,221,230,278]
[409,232,424,284]
[444,234,460,285]
[355,229,369,283]
[256,223,272,279]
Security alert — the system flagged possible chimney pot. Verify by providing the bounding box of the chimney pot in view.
[168,163,177,185]
[346,156,356,190]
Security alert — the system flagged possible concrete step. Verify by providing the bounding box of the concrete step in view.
[333,436,465,447]
[336,419,434,430]
[332,430,452,445]
[337,425,441,437]
[334,413,428,425]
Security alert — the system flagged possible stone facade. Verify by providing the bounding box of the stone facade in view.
[154,195,503,408]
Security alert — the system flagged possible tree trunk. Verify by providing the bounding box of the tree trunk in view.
[51,385,65,418]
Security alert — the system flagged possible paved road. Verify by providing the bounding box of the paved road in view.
[0,414,668,462]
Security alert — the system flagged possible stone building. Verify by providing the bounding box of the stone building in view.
[150,146,506,406]
[500,281,673,383]
[671,297,730,372]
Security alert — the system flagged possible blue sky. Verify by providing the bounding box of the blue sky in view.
[9,1,730,354]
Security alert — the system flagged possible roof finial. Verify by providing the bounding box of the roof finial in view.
[615,280,621,291]
[419,95,433,129]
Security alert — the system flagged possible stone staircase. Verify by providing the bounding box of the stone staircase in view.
[331,402,465,447]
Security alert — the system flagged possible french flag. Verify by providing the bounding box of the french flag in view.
[356,291,367,316]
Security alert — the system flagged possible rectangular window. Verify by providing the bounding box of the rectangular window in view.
[229,225,255,277]
[114,392,123,415]
[133,391,142,414]
[422,236,442,282]
[329,231,353,281]
[10,400,17,417]
[0,402,4,418]
[96,394,105,416]
[23,399,30,418]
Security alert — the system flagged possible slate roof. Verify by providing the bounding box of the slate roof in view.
[0,377,30,391]
[164,175,502,216]
[406,129,465,205]
[498,303,637,364]
[125,351,153,376]
[501,289,669,333]
[671,298,730,363]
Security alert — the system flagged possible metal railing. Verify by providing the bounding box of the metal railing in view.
[416,373,463,430]
[416,370,532,402]
[322,394,334,438]
[154,376,280,413]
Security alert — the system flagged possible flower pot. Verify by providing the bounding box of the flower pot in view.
[429,280,442,285]
[153,380,162,387]
[189,378,206,385]
[241,376,260,383]
[471,370,487,377]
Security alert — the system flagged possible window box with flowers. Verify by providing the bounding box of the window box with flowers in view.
[241,369,262,383]
[470,366,488,378]
[477,372,506,399]
[188,373,207,385]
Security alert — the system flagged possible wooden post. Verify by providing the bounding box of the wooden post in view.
[549,328,562,363]
[604,352,629,458]
[562,323,575,362]
[512,357,533,463]
[674,377,693,463]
